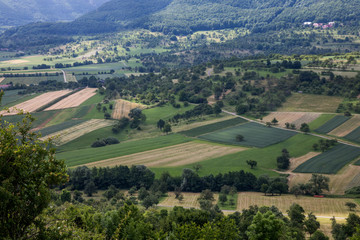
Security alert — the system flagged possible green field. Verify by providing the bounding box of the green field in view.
[199,122,297,148]
[344,126,360,143]
[308,114,336,131]
[180,117,248,137]
[143,103,194,125]
[0,90,27,106]
[57,134,193,167]
[3,75,64,85]
[294,144,360,174]
[36,119,88,137]
[151,134,320,177]
[315,115,350,134]
[2,110,61,128]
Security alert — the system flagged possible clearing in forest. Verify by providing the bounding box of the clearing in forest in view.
[40,119,114,145]
[0,90,72,115]
[261,112,320,129]
[328,115,360,137]
[112,99,146,119]
[160,192,219,209]
[236,192,355,217]
[278,93,343,113]
[82,142,246,168]
[45,88,97,111]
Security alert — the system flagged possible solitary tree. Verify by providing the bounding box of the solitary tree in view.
[271,118,278,125]
[246,160,257,169]
[157,119,165,130]
[309,174,329,195]
[236,134,244,142]
[345,202,357,211]
[163,123,172,134]
[300,123,310,134]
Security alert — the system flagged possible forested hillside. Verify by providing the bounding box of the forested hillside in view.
[0,0,109,27]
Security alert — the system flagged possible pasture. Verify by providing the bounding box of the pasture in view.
[315,115,350,134]
[180,117,247,137]
[45,88,97,111]
[294,144,360,174]
[112,99,146,119]
[0,90,72,115]
[199,122,297,148]
[58,134,193,167]
[261,112,320,129]
[329,115,360,137]
[344,126,360,143]
[278,93,343,113]
[82,142,246,168]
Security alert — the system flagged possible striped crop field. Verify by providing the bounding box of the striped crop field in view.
[180,117,247,137]
[82,142,246,168]
[0,90,72,115]
[199,122,297,148]
[112,99,146,119]
[41,119,114,145]
[36,119,88,137]
[45,88,97,110]
[315,115,350,134]
[344,126,360,143]
[261,112,320,129]
[294,144,360,174]
[328,115,360,137]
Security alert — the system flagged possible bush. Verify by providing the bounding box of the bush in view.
[91,137,120,148]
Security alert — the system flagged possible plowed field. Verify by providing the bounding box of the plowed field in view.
[45,88,97,110]
[83,142,246,168]
[1,90,72,115]
[112,99,145,119]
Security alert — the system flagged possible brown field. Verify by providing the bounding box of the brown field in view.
[41,119,114,145]
[0,90,72,115]
[83,142,246,168]
[112,99,146,119]
[237,192,355,218]
[328,115,360,137]
[45,88,96,111]
[278,93,343,113]
[261,112,320,128]
[0,77,4,83]
[290,152,321,171]
[159,192,219,209]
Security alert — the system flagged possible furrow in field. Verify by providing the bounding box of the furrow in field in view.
[112,99,145,119]
[328,115,360,137]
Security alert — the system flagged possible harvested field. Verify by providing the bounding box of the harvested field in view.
[112,99,146,119]
[289,152,321,171]
[315,115,350,134]
[237,192,355,217]
[45,88,97,110]
[294,144,360,174]
[36,119,88,137]
[0,90,72,115]
[329,115,360,137]
[83,142,246,168]
[261,112,320,129]
[199,122,297,148]
[41,119,114,145]
[3,59,29,64]
[160,192,219,209]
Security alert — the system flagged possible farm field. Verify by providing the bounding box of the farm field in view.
[112,99,146,119]
[45,88,97,111]
[180,117,248,137]
[58,134,193,167]
[143,103,195,125]
[0,90,28,106]
[344,126,360,143]
[328,115,360,137]
[2,75,64,85]
[160,192,219,209]
[278,93,343,113]
[36,119,88,137]
[199,122,297,148]
[308,114,336,131]
[0,90,72,115]
[261,112,320,129]
[315,115,350,134]
[82,142,246,168]
[294,144,360,174]
[41,119,114,145]
[151,134,320,177]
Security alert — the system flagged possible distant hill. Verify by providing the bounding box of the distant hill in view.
[1,0,359,49]
[0,0,110,27]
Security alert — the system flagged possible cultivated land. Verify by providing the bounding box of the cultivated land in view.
[44,88,97,111]
[36,119,88,137]
[294,144,360,174]
[82,142,246,168]
[112,99,146,119]
[261,112,320,129]
[0,90,72,115]
[328,115,360,137]
[278,93,343,112]
[160,192,219,209]
[315,115,350,134]
[345,126,360,143]
[199,122,297,148]
[41,119,114,145]
[0,90,28,106]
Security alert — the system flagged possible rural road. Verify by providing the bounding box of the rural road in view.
[60,69,67,83]
[222,110,360,149]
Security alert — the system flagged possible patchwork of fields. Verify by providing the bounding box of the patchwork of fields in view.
[344,126,360,143]
[315,115,350,134]
[112,99,145,119]
[199,122,297,148]
[329,115,360,137]
[261,112,320,129]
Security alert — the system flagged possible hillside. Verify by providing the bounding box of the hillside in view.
[0,0,109,27]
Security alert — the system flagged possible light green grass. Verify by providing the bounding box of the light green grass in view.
[80,93,104,106]
[58,134,193,167]
[308,114,336,131]
[46,108,79,126]
[143,104,194,125]
[219,194,238,210]
[2,91,41,108]
[83,103,113,119]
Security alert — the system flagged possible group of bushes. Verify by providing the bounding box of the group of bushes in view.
[91,137,120,148]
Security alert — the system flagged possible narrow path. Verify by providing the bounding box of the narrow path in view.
[60,69,67,83]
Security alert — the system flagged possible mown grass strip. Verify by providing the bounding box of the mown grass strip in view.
[344,126,360,143]
[180,117,247,137]
[36,119,88,137]
[199,122,297,148]
[315,115,350,134]
[294,144,360,174]
[58,134,193,167]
